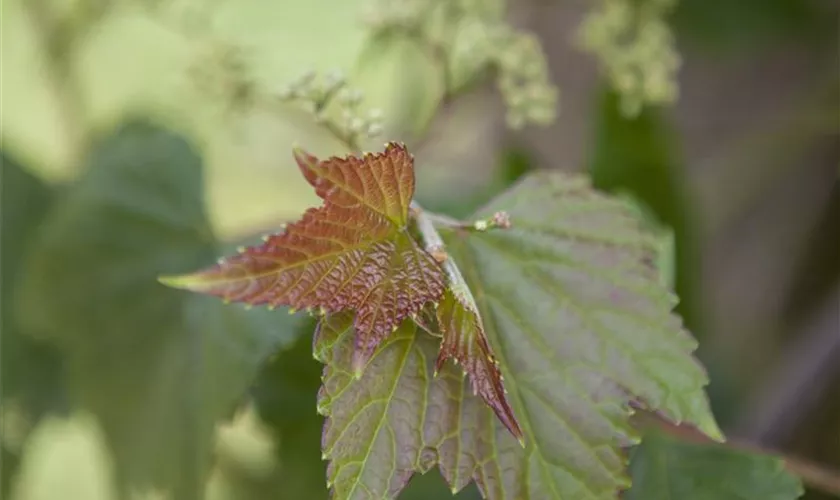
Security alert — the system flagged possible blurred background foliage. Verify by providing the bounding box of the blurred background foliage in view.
[1,0,838,499]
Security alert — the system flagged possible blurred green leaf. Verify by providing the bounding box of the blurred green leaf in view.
[673,0,833,54]
[626,430,804,500]
[9,412,118,500]
[15,121,302,499]
[249,318,328,500]
[0,150,66,406]
[1,151,67,498]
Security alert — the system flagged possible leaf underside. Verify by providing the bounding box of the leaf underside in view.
[315,171,721,500]
[162,143,445,372]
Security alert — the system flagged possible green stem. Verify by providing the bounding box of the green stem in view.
[410,201,446,255]
[424,209,512,233]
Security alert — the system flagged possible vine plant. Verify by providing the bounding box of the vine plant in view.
[153,2,805,500]
[8,0,832,498]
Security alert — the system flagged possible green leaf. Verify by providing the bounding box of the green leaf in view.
[316,314,489,499]
[673,0,832,54]
[0,150,66,499]
[610,192,677,291]
[0,151,63,399]
[626,430,803,500]
[316,171,720,499]
[587,87,743,427]
[15,121,300,498]
[587,86,701,335]
[248,317,482,500]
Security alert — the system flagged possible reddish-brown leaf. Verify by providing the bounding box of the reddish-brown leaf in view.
[160,143,445,373]
[435,265,523,444]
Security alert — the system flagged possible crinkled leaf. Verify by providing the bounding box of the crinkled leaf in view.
[626,430,803,500]
[163,143,445,373]
[435,258,522,443]
[15,121,301,498]
[316,171,721,499]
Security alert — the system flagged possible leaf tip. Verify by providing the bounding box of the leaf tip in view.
[699,419,726,443]
[292,145,318,171]
[288,308,298,315]
[157,273,198,291]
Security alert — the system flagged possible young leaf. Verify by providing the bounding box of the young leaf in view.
[435,258,523,444]
[162,143,446,373]
[626,430,804,500]
[316,171,722,499]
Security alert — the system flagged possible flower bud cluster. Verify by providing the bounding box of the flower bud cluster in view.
[453,20,558,128]
[366,0,559,129]
[277,70,385,141]
[492,28,558,129]
[578,0,680,116]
